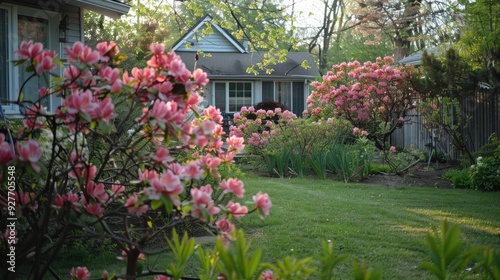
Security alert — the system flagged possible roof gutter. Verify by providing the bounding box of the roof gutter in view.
[67,0,130,19]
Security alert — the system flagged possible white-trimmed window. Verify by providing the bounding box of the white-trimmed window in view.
[262,81,306,116]
[213,81,253,113]
[0,4,60,114]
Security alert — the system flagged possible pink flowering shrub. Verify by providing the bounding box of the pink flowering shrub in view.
[0,41,270,279]
[306,57,419,172]
[230,104,354,177]
[306,57,416,151]
[230,106,297,151]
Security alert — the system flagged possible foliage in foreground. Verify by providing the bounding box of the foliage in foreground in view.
[90,220,497,280]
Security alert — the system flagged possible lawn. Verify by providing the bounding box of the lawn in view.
[32,172,500,279]
[238,173,500,279]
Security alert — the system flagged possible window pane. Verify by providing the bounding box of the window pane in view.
[276,82,291,109]
[227,82,252,112]
[214,83,226,111]
[0,9,8,102]
[262,81,274,101]
[18,15,49,109]
[293,82,304,117]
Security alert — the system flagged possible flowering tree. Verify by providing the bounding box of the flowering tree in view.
[306,57,417,171]
[0,41,271,279]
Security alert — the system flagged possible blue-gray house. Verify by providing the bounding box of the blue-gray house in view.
[172,15,320,117]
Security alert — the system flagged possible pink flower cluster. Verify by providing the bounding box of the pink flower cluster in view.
[15,41,57,74]
[307,57,415,129]
[230,106,296,149]
[0,134,43,173]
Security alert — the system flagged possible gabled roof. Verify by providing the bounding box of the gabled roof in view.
[172,15,247,53]
[177,52,319,80]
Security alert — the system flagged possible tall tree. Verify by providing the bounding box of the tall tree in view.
[352,0,427,62]
[306,0,347,73]
[457,0,500,87]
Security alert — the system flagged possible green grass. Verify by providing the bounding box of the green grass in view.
[17,173,500,279]
[238,173,500,279]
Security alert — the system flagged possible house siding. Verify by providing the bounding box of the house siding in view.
[175,26,242,53]
[66,5,82,46]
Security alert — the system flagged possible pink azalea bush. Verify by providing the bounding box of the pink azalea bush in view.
[230,106,297,150]
[306,57,416,151]
[230,104,354,177]
[0,41,270,279]
[306,57,418,172]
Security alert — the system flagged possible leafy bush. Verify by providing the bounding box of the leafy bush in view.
[231,111,354,178]
[443,169,472,189]
[470,156,500,191]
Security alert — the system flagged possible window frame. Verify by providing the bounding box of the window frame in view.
[212,81,254,113]
[1,4,60,115]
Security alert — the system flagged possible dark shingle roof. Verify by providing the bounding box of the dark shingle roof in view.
[177,52,320,80]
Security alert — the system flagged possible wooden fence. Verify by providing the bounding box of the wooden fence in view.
[390,89,500,160]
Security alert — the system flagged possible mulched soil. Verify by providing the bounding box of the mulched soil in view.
[361,163,454,188]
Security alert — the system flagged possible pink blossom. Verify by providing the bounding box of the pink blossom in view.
[86,181,109,202]
[96,41,118,61]
[124,195,149,216]
[84,202,104,217]
[253,192,272,217]
[191,185,213,206]
[226,135,245,153]
[16,140,43,172]
[111,182,125,198]
[182,162,203,180]
[0,134,14,165]
[226,201,248,218]
[220,178,245,198]
[138,169,158,182]
[152,99,185,126]
[216,218,235,243]
[154,276,170,280]
[35,50,57,75]
[70,266,91,280]
[353,127,360,135]
[168,55,191,82]
[15,40,43,59]
[54,193,79,209]
[389,146,397,153]
[152,147,173,165]
[261,270,274,280]
[193,68,209,85]
[149,170,184,206]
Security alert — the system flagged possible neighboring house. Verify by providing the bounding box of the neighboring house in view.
[0,0,130,114]
[172,15,320,117]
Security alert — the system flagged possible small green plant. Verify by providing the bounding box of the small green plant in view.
[352,260,382,280]
[309,147,329,180]
[368,164,392,174]
[420,220,471,280]
[443,169,472,189]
